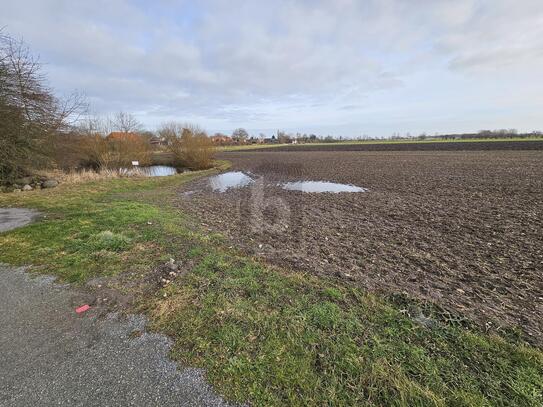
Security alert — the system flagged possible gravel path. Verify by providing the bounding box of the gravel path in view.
[0,208,232,407]
[0,208,40,233]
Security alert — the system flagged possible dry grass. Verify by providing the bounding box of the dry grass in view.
[39,168,150,184]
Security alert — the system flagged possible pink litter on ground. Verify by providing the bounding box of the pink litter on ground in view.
[76,304,90,314]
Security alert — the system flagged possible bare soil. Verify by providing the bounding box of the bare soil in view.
[178,150,543,344]
[247,140,543,152]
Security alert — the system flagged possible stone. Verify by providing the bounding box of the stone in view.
[42,179,59,188]
[22,184,33,191]
[13,189,22,193]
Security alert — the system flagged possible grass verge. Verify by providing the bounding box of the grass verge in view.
[0,168,542,406]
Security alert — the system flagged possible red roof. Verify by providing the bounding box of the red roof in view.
[211,135,232,143]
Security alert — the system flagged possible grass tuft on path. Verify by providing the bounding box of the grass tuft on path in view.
[1,169,542,406]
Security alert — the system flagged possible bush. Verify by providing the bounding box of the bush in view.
[76,116,151,170]
[160,122,215,170]
[84,134,151,170]
[48,132,96,170]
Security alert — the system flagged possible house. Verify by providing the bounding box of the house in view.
[149,136,168,146]
[211,135,233,145]
[263,135,278,144]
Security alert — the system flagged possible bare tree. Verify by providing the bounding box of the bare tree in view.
[0,30,85,182]
[277,130,291,144]
[232,128,249,143]
[111,111,141,133]
[157,121,184,140]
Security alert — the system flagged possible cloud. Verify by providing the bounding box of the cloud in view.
[2,0,543,136]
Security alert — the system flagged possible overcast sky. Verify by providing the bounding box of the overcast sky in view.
[2,0,543,137]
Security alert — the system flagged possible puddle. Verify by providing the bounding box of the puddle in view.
[205,172,366,194]
[209,171,254,192]
[282,181,367,193]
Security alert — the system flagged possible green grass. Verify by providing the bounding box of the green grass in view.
[1,168,542,406]
[0,170,213,282]
[150,252,543,406]
[218,143,289,151]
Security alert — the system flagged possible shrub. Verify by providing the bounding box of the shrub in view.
[77,116,151,170]
[103,133,151,169]
[160,122,215,170]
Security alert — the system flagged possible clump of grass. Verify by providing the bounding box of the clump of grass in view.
[87,230,131,252]
[323,287,343,301]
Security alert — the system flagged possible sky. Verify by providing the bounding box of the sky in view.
[2,0,543,137]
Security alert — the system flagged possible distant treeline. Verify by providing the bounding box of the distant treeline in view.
[431,129,543,140]
[353,129,543,142]
[245,129,543,144]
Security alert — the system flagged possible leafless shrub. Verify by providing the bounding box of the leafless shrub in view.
[111,111,142,133]
[77,115,151,169]
[160,122,215,170]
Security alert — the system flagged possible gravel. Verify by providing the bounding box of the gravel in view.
[0,208,40,233]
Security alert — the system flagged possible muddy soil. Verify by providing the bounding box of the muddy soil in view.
[245,140,543,152]
[178,150,543,344]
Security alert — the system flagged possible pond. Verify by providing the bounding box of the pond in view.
[119,165,179,177]
[282,181,367,193]
[209,171,254,192]
[139,165,179,177]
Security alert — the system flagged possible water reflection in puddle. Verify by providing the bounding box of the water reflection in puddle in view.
[209,171,254,192]
[207,172,367,193]
[140,165,178,177]
[121,165,179,177]
[282,181,367,193]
